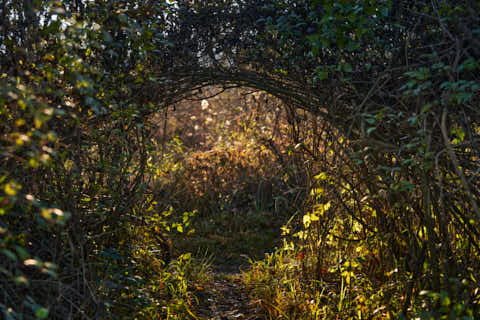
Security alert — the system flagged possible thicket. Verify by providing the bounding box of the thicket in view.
[0,1,206,318]
[1,0,479,319]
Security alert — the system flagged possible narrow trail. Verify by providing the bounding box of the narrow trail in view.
[193,268,264,320]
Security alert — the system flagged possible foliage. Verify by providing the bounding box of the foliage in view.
[240,0,480,318]
[1,0,480,319]
[0,1,201,318]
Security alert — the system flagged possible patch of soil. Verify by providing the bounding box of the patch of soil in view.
[193,271,265,320]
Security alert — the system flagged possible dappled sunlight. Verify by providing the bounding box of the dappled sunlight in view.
[148,87,302,270]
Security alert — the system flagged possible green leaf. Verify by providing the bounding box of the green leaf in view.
[343,63,353,73]
[35,307,49,319]
[440,81,451,90]
[381,6,389,17]
[15,246,29,260]
[103,31,113,42]
[421,104,432,114]
[118,14,128,23]
[456,92,472,104]
[317,71,328,80]
[2,249,17,261]
[365,118,376,124]
[15,275,29,285]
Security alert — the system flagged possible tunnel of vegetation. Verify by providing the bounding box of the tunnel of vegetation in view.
[1,0,479,319]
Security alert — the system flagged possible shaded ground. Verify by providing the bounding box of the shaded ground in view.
[194,272,265,320]
[175,208,287,268]
[174,208,288,319]
[171,205,292,319]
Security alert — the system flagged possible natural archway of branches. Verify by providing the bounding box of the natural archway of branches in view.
[1,1,479,319]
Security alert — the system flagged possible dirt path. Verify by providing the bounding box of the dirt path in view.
[193,270,264,320]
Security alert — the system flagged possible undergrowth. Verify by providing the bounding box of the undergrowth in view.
[142,86,480,319]
[149,89,301,270]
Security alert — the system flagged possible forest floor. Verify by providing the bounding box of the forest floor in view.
[193,270,263,320]
[173,207,288,320]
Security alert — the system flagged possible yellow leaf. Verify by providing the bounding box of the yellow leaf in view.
[34,117,42,129]
[4,182,20,196]
[18,100,26,109]
[323,201,331,211]
[341,270,353,285]
[29,158,39,168]
[15,138,24,146]
[41,208,52,220]
[303,214,311,228]
[314,172,327,180]
[64,159,75,171]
